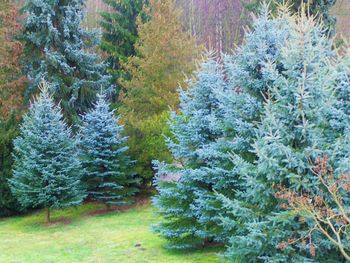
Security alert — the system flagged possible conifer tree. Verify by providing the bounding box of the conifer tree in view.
[21,0,111,123]
[10,82,85,223]
[222,10,346,261]
[121,0,202,183]
[208,7,292,257]
[153,55,233,248]
[80,92,138,209]
[0,113,22,216]
[100,0,147,97]
[153,4,292,250]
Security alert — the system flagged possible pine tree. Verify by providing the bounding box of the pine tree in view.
[21,0,111,123]
[100,0,147,98]
[213,8,291,257]
[80,92,138,209]
[222,10,346,261]
[224,4,290,98]
[120,0,202,183]
[10,82,85,223]
[153,4,293,250]
[153,55,234,249]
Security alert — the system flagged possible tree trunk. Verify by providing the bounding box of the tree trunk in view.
[45,207,50,223]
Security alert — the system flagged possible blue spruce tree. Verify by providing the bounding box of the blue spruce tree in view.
[10,82,85,223]
[80,92,138,210]
[21,0,111,123]
[212,5,292,258]
[153,55,235,248]
[222,10,348,261]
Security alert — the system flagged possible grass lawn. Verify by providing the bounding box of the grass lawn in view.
[0,200,223,263]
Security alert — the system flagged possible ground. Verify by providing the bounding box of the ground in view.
[0,199,223,263]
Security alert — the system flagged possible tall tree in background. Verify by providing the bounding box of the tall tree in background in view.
[176,0,247,53]
[120,0,202,183]
[0,0,26,217]
[80,93,138,209]
[21,0,111,123]
[100,0,147,100]
[244,0,336,35]
[11,83,85,223]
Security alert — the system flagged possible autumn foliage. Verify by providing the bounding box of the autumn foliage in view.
[275,155,350,261]
[0,0,26,118]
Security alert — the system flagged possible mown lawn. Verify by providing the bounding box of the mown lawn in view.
[0,201,223,263]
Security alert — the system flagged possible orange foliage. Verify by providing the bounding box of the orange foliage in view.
[0,0,26,119]
[276,156,350,261]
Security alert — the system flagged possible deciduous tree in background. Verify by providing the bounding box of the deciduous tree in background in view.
[21,0,111,124]
[80,92,138,209]
[176,0,247,53]
[11,83,85,223]
[0,0,26,217]
[120,0,202,184]
[0,0,26,118]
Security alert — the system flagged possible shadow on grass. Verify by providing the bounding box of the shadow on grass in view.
[2,195,152,231]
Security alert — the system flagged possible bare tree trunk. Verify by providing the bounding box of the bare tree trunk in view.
[215,0,223,54]
[45,207,50,223]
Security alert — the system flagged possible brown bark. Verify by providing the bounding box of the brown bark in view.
[45,207,50,223]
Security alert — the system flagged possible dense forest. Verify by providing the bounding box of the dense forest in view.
[84,0,350,42]
[2,0,350,262]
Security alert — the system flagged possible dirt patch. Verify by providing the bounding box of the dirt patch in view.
[87,195,151,217]
[46,218,72,227]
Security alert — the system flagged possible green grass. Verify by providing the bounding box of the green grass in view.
[0,202,223,263]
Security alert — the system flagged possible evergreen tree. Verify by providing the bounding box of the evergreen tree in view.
[244,0,336,35]
[100,0,147,98]
[80,92,138,209]
[21,0,111,123]
[153,55,233,249]
[0,113,22,217]
[120,0,202,183]
[153,4,292,250]
[10,82,85,223]
[209,7,292,259]
[222,11,346,261]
